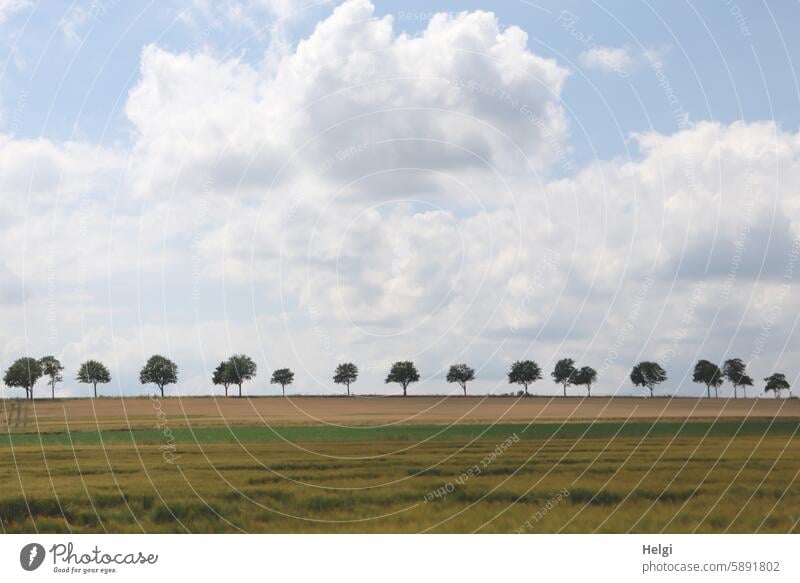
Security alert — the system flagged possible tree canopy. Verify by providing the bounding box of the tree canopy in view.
[630,361,667,397]
[271,368,295,395]
[3,357,43,400]
[551,358,577,397]
[446,363,475,396]
[225,354,257,397]
[40,356,64,400]
[574,366,598,397]
[723,358,753,399]
[333,363,358,396]
[139,355,179,397]
[385,361,419,396]
[212,361,232,397]
[763,373,790,398]
[507,360,542,395]
[76,360,111,398]
[693,360,724,398]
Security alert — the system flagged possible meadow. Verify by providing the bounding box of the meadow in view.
[0,404,797,533]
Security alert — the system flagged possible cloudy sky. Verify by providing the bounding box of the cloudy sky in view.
[1,0,799,398]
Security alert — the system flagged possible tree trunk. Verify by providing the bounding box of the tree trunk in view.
[94,383,97,399]
[463,384,467,396]
[402,384,407,396]
[706,385,711,398]
[224,386,228,397]
[238,384,242,398]
[734,386,738,399]
[714,386,719,398]
[52,382,55,400]
[346,383,350,396]
[649,387,654,398]
[563,385,567,397]
[160,386,164,398]
[524,384,528,396]
[588,385,591,397]
[282,384,285,396]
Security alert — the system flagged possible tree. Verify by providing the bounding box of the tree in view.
[630,361,667,397]
[271,368,295,396]
[507,360,542,396]
[764,373,790,398]
[39,356,64,400]
[551,358,577,397]
[385,361,419,396]
[723,358,753,399]
[139,355,178,398]
[693,359,724,398]
[225,354,257,397]
[212,361,232,397]
[3,357,43,400]
[574,366,598,397]
[446,363,475,396]
[333,363,358,396]
[76,360,111,398]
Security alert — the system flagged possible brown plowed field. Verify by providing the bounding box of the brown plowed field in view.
[2,395,797,432]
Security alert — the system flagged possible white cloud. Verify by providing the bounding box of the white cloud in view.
[579,45,635,74]
[578,44,670,75]
[1,1,798,396]
[125,0,570,204]
[0,0,31,24]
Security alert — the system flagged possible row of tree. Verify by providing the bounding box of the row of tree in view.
[1,354,792,400]
[628,358,790,398]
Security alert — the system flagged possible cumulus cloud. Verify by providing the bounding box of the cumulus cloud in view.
[125,0,570,203]
[1,1,798,396]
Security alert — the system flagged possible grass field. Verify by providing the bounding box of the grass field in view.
[1,398,798,533]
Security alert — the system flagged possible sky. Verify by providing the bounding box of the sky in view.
[0,0,799,398]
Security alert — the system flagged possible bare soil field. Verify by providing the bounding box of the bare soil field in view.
[2,395,798,433]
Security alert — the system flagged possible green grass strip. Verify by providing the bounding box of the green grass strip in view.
[0,419,797,448]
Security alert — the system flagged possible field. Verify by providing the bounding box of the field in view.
[1,396,798,533]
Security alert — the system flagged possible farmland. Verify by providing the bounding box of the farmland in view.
[0,397,798,533]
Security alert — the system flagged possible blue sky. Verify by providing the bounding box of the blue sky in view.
[5,2,800,156]
[1,0,799,398]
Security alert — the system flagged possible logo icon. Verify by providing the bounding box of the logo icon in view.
[20,543,46,571]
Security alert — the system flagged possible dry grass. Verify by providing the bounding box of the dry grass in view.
[1,432,797,533]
